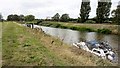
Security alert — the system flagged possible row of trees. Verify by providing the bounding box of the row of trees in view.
[1,0,120,24]
[7,14,35,21]
[51,0,119,24]
[79,0,120,24]
[79,0,112,23]
[6,13,70,22]
[52,13,70,22]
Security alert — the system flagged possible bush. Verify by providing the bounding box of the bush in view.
[36,20,43,25]
[85,20,96,24]
[69,26,94,32]
[55,24,61,28]
[69,26,79,30]
[60,25,68,29]
[83,28,95,32]
[51,23,61,28]
[46,23,52,26]
[97,29,112,34]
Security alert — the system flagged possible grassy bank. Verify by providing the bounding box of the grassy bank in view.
[2,22,67,66]
[39,21,119,34]
[2,22,115,66]
[0,22,2,67]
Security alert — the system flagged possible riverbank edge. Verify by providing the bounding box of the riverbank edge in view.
[38,21,119,35]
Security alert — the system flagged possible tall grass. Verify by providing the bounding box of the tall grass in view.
[97,29,112,34]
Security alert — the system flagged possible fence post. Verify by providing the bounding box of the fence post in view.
[31,23,34,29]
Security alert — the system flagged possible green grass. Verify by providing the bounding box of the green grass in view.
[0,22,2,67]
[40,22,112,34]
[2,22,115,66]
[2,22,68,66]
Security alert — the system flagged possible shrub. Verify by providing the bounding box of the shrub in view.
[97,29,112,34]
[55,24,61,28]
[69,26,79,30]
[46,23,52,26]
[60,25,68,29]
[36,20,43,25]
[85,20,96,24]
[40,23,52,26]
[77,27,94,32]
[69,26,94,32]
[83,28,95,32]
[51,23,61,28]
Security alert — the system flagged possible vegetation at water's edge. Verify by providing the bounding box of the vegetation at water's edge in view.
[97,29,112,34]
[39,22,112,34]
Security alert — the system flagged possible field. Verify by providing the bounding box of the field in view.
[2,22,116,66]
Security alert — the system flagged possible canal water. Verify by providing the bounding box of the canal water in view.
[34,25,119,51]
[33,25,119,62]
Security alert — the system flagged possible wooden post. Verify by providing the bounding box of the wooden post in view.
[31,23,34,29]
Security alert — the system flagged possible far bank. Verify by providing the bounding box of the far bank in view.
[36,21,119,35]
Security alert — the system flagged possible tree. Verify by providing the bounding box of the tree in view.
[77,17,81,23]
[0,13,3,21]
[111,10,116,17]
[19,14,24,21]
[7,14,13,21]
[60,14,70,22]
[24,15,35,21]
[52,13,60,21]
[80,0,91,23]
[96,0,112,23]
[13,14,20,21]
[111,2,120,24]
[7,14,20,21]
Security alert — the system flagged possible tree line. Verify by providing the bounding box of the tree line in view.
[52,0,120,24]
[0,0,120,24]
[52,13,70,22]
[7,14,35,21]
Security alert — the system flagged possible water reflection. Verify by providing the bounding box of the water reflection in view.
[34,25,119,51]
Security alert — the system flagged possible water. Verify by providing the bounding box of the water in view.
[34,25,119,62]
[34,25,119,50]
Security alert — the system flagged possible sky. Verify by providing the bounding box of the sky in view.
[0,0,119,19]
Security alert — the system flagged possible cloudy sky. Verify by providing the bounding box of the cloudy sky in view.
[0,0,119,19]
